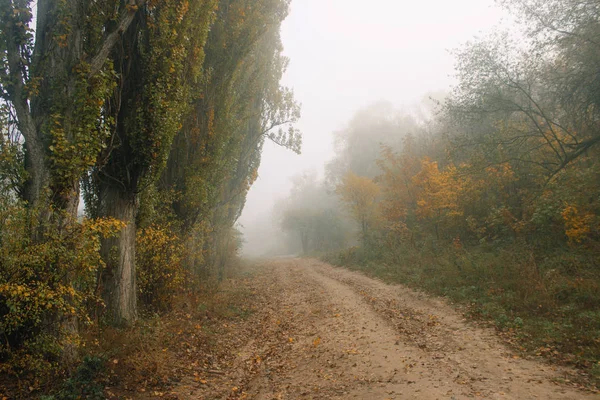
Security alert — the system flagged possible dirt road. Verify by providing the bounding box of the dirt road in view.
[169,258,598,399]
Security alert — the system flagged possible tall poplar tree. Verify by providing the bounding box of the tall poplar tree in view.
[0,0,145,218]
[85,0,217,325]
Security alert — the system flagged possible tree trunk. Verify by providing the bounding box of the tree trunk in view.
[301,231,309,255]
[184,235,197,276]
[361,218,369,247]
[100,185,138,326]
[216,230,230,282]
[21,129,48,207]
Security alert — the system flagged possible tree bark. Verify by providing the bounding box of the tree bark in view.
[22,138,50,214]
[100,185,138,326]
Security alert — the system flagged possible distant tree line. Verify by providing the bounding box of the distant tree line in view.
[280,0,600,255]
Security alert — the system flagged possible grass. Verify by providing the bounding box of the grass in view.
[322,242,600,386]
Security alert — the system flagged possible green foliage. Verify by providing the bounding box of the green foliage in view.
[55,356,106,400]
[131,0,216,184]
[47,60,116,198]
[160,0,300,274]
[89,0,217,194]
[37,356,106,400]
[0,104,26,197]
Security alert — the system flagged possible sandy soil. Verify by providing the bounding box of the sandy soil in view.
[166,258,598,400]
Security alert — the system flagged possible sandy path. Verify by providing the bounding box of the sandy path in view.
[169,258,598,399]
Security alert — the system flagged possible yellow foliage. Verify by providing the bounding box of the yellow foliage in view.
[413,158,465,222]
[0,203,123,380]
[377,149,482,241]
[562,204,594,244]
[336,172,380,241]
[136,225,185,311]
[377,145,419,226]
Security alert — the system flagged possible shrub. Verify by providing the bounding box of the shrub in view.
[136,225,185,312]
[0,201,123,390]
[57,356,106,400]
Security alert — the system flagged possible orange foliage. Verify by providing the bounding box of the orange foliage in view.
[562,204,594,244]
[413,158,465,221]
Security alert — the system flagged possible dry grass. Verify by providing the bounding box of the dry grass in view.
[72,267,256,398]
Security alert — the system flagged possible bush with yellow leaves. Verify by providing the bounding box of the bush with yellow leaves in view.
[562,203,596,244]
[136,225,185,313]
[0,201,123,385]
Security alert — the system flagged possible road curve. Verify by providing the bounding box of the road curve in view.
[243,258,596,399]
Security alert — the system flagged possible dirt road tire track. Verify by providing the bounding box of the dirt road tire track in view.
[170,258,598,400]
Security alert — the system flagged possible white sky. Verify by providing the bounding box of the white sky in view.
[239,0,511,233]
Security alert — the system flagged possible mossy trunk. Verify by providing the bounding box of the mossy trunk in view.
[100,185,138,326]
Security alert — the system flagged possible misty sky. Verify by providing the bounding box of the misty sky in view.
[239,0,511,236]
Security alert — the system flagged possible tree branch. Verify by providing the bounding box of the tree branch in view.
[88,0,146,77]
[3,3,37,148]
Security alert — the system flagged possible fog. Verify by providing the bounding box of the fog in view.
[239,0,511,255]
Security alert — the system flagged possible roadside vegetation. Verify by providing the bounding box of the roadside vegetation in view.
[0,0,298,397]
